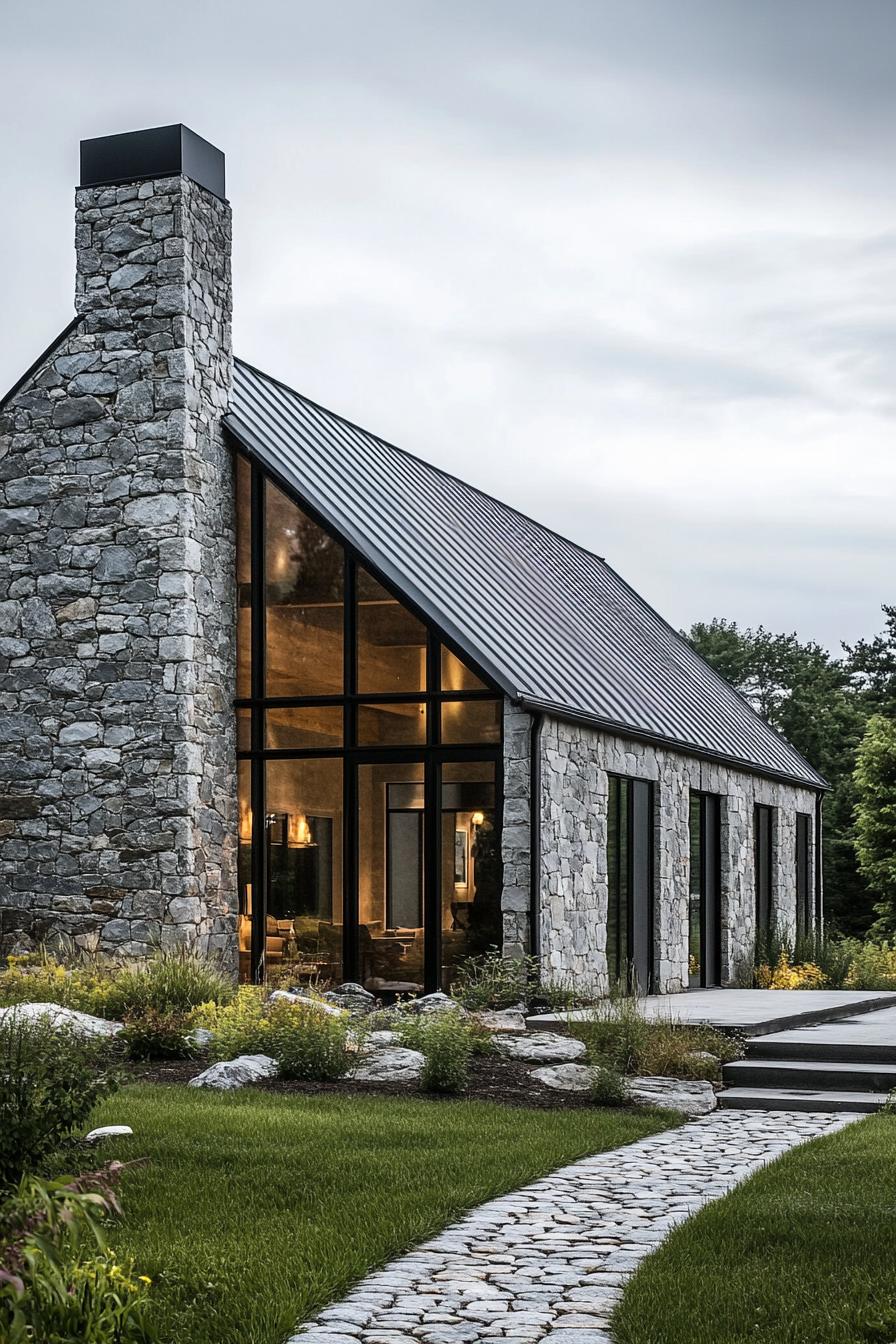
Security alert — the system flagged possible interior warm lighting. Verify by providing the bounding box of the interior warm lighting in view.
[239,800,253,842]
[471,811,485,826]
[288,812,316,848]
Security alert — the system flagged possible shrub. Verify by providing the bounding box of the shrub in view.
[118,1009,197,1061]
[570,993,741,1080]
[198,989,356,1081]
[755,952,828,990]
[397,1012,473,1093]
[451,950,535,1010]
[589,1064,627,1107]
[265,1000,356,1081]
[0,1167,156,1344]
[843,940,896,990]
[101,947,235,1021]
[0,1014,120,1188]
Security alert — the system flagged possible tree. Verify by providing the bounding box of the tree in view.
[686,617,872,935]
[854,714,896,933]
[845,605,896,718]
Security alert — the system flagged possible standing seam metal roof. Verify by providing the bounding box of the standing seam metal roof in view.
[225,358,826,790]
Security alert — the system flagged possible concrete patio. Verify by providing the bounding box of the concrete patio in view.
[527,988,896,1036]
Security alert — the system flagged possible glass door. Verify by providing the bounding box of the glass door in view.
[357,760,427,994]
[439,760,500,992]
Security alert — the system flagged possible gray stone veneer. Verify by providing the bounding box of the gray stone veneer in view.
[501,700,817,994]
[0,173,237,960]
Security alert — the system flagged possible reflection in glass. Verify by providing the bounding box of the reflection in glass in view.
[440,699,501,745]
[264,759,343,983]
[440,646,487,692]
[265,481,344,697]
[358,762,425,994]
[357,702,426,746]
[440,761,499,991]
[357,568,427,693]
[266,706,343,749]
[236,708,251,752]
[235,455,252,697]
[237,759,253,980]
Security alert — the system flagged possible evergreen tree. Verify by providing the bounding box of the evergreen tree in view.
[854,714,896,933]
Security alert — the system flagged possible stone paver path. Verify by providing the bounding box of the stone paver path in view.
[289,1109,858,1344]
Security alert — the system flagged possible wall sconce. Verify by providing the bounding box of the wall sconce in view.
[471,811,485,827]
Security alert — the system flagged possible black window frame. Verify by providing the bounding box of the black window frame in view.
[796,811,812,942]
[234,449,504,986]
[606,774,654,993]
[688,791,722,987]
[754,803,774,954]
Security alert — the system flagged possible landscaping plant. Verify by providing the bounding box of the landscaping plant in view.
[398,1012,474,1093]
[451,950,535,1010]
[0,1166,155,1344]
[570,993,740,1080]
[101,946,235,1021]
[589,1064,627,1107]
[118,1009,198,1062]
[0,1014,120,1188]
[197,987,358,1080]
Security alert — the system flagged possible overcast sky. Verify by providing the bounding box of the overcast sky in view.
[2,0,894,653]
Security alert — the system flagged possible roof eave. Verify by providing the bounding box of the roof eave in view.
[516,695,830,792]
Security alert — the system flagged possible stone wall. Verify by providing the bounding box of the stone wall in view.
[500,700,531,958]
[500,702,818,994]
[0,172,237,961]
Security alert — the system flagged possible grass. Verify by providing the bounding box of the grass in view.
[568,996,742,1080]
[613,1114,896,1344]
[91,1085,671,1344]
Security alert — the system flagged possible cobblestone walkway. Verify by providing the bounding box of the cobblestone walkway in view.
[289,1109,858,1344]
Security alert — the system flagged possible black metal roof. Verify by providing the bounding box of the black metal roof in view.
[236,360,817,789]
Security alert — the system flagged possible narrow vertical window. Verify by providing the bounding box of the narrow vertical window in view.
[606,776,653,992]
[796,813,812,943]
[689,793,722,987]
[754,804,774,955]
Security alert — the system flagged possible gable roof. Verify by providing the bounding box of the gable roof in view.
[230,360,824,789]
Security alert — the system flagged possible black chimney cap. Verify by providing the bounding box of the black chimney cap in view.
[79,124,225,200]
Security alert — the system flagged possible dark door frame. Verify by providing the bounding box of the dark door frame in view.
[689,791,722,988]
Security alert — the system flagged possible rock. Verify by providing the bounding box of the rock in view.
[187,1027,213,1048]
[493,1031,587,1064]
[366,1030,401,1048]
[626,1076,717,1116]
[323,982,377,1014]
[268,990,345,1017]
[85,1125,133,1143]
[397,992,467,1017]
[530,1063,602,1092]
[685,1051,721,1073]
[189,1054,278,1090]
[472,1009,527,1034]
[0,1002,122,1038]
[351,1047,425,1083]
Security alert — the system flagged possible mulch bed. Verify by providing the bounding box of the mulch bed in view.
[126,1052,604,1109]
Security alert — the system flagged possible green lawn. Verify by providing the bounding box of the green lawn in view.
[93,1085,669,1344]
[613,1114,896,1344]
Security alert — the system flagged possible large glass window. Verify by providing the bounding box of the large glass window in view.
[265,480,344,698]
[607,776,653,992]
[357,568,426,693]
[264,759,343,983]
[689,793,721,988]
[796,812,812,941]
[235,452,504,988]
[754,804,774,956]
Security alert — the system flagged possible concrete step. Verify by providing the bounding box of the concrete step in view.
[724,1057,896,1093]
[719,1086,888,1114]
[747,1037,896,1064]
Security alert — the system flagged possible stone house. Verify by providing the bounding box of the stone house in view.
[0,125,826,995]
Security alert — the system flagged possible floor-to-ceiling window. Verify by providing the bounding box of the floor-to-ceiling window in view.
[754,804,774,954]
[606,776,654,992]
[688,793,722,987]
[796,812,812,942]
[234,451,503,989]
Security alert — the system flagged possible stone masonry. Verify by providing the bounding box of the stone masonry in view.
[502,702,818,995]
[0,171,237,960]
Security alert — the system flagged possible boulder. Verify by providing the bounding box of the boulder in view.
[626,1076,717,1116]
[351,1047,425,1083]
[268,990,345,1017]
[472,1009,527,1035]
[188,1054,278,1091]
[530,1063,601,1092]
[84,1125,133,1143]
[494,1031,586,1064]
[365,1030,401,1048]
[397,992,467,1017]
[187,1027,213,1049]
[324,983,377,1014]
[0,1002,122,1038]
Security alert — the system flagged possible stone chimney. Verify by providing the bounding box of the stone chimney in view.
[0,125,237,962]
